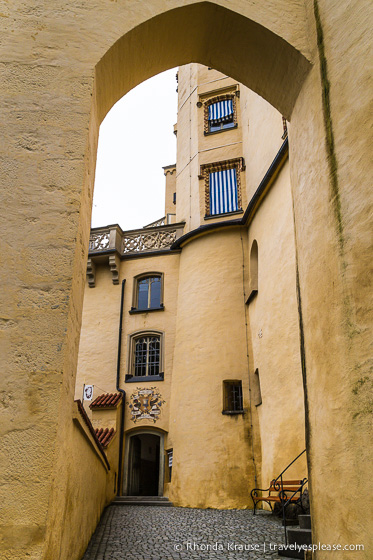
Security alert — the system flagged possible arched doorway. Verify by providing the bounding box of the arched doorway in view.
[124,431,165,496]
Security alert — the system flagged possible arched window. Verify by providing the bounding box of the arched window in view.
[131,274,164,313]
[134,335,160,377]
[126,331,164,382]
[254,368,262,407]
[250,240,258,291]
[246,240,258,304]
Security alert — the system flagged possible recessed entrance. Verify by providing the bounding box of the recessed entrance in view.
[127,433,161,496]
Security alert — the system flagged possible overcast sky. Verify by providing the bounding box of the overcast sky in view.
[91,68,178,231]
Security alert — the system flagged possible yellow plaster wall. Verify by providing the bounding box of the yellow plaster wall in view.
[51,405,113,560]
[240,88,284,199]
[247,160,307,486]
[75,265,120,399]
[175,64,200,231]
[164,166,177,220]
[169,229,258,508]
[176,64,245,232]
[288,2,373,555]
[75,252,181,494]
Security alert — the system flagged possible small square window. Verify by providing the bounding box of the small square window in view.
[208,99,235,131]
[223,381,244,414]
[203,95,238,135]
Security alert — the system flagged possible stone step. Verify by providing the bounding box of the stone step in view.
[287,527,312,547]
[282,518,299,526]
[277,527,312,558]
[298,514,311,530]
[112,496,173,507]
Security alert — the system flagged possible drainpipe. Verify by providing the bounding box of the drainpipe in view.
[116,278,126,496]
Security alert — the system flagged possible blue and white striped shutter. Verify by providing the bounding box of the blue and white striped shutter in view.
[208,100,233,125]
[209,168,238,215]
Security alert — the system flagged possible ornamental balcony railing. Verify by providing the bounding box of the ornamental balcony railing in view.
[89,222,185,257]
[143,213,177,228]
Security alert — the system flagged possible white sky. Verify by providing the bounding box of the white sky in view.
[91,68,178,231]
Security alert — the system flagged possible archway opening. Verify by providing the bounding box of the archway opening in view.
[79,0,313,515]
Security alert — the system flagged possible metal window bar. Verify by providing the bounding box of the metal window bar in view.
[147,337,160,376]
[134,335,161,377]
[225,382,243,412]
[134,338,148,376]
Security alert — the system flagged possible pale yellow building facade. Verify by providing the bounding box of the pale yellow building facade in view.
[1,2,372,560]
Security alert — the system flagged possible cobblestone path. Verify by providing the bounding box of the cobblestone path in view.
[82,506,286,560]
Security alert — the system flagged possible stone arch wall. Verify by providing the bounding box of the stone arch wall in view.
[1,1,371,559]
[93,2,311,124]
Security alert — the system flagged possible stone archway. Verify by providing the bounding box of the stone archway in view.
[1,2,371,560]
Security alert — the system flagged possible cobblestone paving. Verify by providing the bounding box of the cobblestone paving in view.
[82,506,286,560]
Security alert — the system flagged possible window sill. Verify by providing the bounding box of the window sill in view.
[129,305,164,315]
[246,289,258,305]
[204,123,238,136]
[125,373,164,383]
[222,410,245,415]
[204,209,243,220]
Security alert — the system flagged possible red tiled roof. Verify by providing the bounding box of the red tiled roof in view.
[95,427,115,448]
[74,400,110,470]
[90,392,123,409]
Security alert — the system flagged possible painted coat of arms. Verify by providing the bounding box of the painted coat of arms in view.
[128,387,165,423]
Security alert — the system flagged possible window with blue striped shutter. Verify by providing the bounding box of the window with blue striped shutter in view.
[209,168,238,216]
[208,100,234,125]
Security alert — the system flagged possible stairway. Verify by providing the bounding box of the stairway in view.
[112,495,173,506]
[278,514,312,559]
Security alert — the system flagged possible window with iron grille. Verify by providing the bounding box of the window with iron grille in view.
[223,381,244,414]
[126,332,164,382]
[134,336,160,376]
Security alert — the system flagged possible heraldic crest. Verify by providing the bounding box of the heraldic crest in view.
[128,387,165,423]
